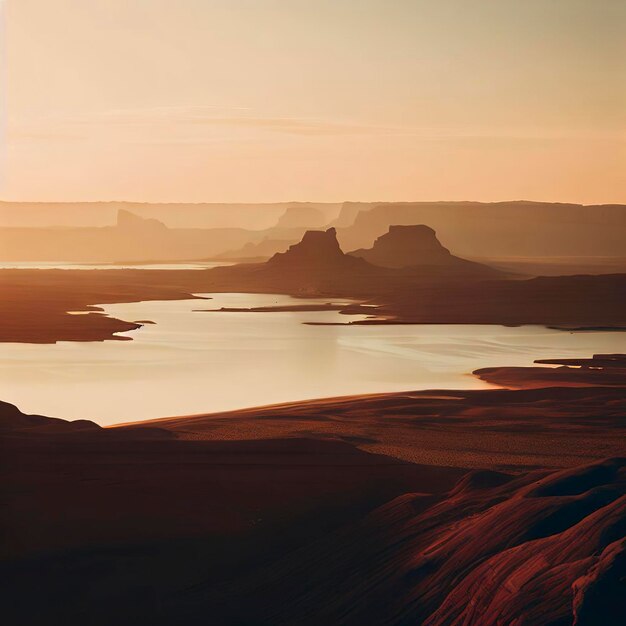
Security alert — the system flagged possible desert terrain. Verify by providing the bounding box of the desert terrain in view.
[2,355,625,624]
[4,2,624,622]
[1,206,625,626]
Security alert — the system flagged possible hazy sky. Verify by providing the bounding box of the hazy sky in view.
[2,0,625,203]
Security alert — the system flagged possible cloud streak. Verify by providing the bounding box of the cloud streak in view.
[9,105,408,138]
[8,105,622,146]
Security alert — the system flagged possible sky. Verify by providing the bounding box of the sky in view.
[2,0,625,203]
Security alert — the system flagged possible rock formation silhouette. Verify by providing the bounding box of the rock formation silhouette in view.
[349,224,503,277]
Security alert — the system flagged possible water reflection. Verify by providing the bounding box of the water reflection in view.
[0,261,232,270]
[1,292,625,426]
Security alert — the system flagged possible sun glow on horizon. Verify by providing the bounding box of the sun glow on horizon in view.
[2,0,625,204]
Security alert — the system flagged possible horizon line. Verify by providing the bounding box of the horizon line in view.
[1,198,625,207]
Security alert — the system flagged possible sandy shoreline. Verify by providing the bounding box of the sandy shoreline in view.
[110,355,626,471]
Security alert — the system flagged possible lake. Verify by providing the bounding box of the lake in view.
[0,261,231,270]
[1,292,624,426]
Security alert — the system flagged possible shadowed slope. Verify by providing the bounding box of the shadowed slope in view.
[1,407,462,625]
[170,458,626,625]
[3,355,626,625]
[0,400,100,434]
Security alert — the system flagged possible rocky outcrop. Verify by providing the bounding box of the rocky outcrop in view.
[349,225,451,267]
[268,227,367,271]
[349,224,503,277]
[204,227,384,296]
[424,460,626,626]
[216,457,626,625]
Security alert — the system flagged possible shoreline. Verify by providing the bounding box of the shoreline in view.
[110,354,626,472]
[3,353,625,624]
[2,266,626,343]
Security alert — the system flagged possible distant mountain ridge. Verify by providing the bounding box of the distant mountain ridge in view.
[0,209,255,262]
[335,201,626,257]
[274,206,328,229]
[215,237,292,261]
[0,201,341,229]
[116,209,167,232]
[1,200,626,264]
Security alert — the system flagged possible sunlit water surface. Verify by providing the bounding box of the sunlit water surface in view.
[0,261,231,270]
[1,293,624,426]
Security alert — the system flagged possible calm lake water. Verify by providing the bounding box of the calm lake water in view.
[1,292,624,426]
[0,261,231,270]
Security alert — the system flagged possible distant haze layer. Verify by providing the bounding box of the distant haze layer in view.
[0,201,625,263]
[0,201,342,229]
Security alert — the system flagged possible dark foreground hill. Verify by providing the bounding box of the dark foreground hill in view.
[2,357,626,624]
